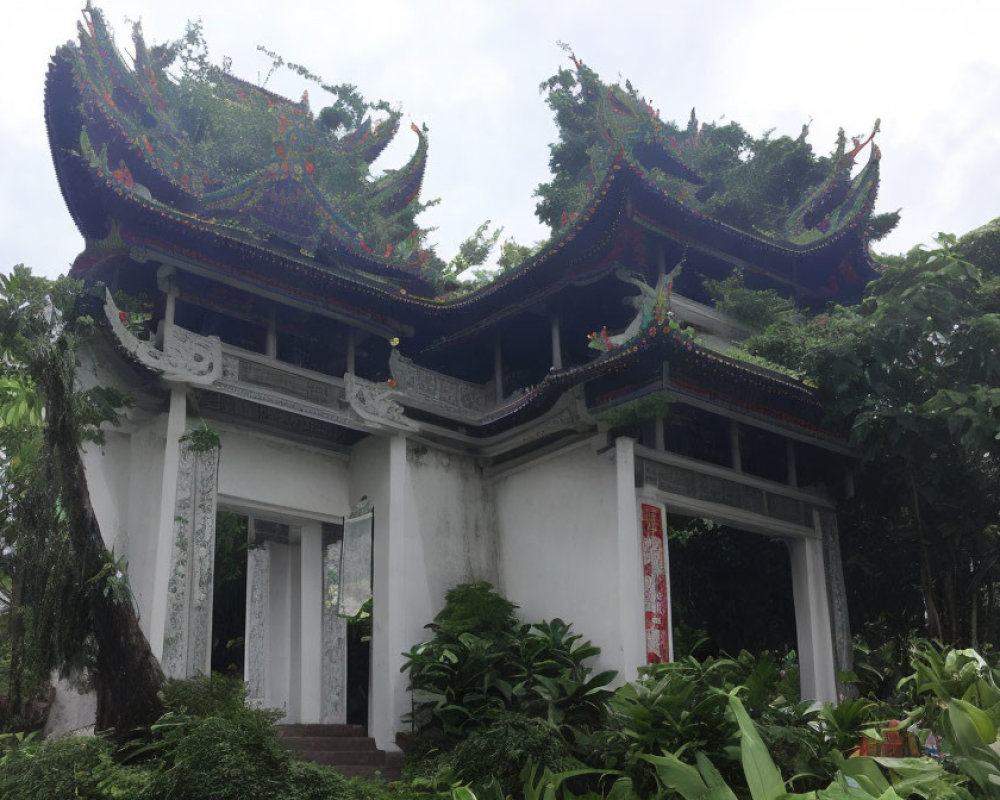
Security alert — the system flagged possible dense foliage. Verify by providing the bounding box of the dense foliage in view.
[0,674,410,800]
[401,584,613,795]
[397,585,1000,800]
[711,235,1000,647]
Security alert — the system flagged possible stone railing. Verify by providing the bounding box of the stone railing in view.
[389,350,496,423]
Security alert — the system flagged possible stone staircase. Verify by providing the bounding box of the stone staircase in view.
[277,723,403,780]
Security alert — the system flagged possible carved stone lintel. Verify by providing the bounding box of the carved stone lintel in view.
[162,442,220,679]
[104,290,221,384]
[344,373,415,430]
[212,378,359,429]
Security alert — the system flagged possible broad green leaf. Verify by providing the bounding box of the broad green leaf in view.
[832,753,889,794]
[696,752,740,800]
[729,693,787,800]
[950,698,997,746]
[640,752,709,800]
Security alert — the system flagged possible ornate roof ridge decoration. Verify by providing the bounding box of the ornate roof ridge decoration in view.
[49,4,435,285]
[341,113,402,164]
[368,124,429,218]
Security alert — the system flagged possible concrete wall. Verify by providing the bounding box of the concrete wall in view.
[494,445,628,682]
[350,436,500,749]
[79,413,170,636]
[402,444,499,643]
[217,429,351,519]
[124,418,170,629]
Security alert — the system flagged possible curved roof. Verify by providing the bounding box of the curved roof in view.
[46,8,882,345]
[47,6,435,291]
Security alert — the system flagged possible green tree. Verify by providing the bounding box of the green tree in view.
[735,239,1000,645]
[0,267,163,734]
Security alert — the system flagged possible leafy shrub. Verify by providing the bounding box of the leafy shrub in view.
[402,582,615,772]
[145,713,290,799]
[431,711,580,798]
[157,671,250,718]
[284,760,354,800]
[139,675,289,800]
[607,655,739,796]
[0,734,116,800]
[430,583,518,640]
[285,762,423,800]
[513,619,615,737]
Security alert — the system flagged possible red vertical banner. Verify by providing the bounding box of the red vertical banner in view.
[641,503,671,663]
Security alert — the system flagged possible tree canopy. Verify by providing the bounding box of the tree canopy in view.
[713,234,1000,646]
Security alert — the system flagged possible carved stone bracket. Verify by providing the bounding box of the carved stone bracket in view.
[103,290,221,384]
[161,441,220,679]
[344,373,415,431]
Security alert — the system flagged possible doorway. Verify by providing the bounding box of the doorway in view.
[211,511,249,676]
[667,514,796,659]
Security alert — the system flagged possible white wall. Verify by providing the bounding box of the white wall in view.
[79,413,170,637]
[349,436,500,749]
[79,431,130,554]
[402,444,499,646]
[124,417,170,630]
[217,429,351,519]
[494,446,625,680]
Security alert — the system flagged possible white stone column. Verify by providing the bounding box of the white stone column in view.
[818,509,853,697]
[321,529,348,724]
[299,521,323,723]
[615,437,645,681]
[267,542,293,717]
[369,435,408,751]
[161,439,220,678]
[149,386,186,660]
[245,543,270,706]
[789,533,838,704]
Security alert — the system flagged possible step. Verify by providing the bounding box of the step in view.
[277,723,402,781]
[280,735,377,751]
[333,763,403,780]
[277,723,365,738]
[295,749,387,766]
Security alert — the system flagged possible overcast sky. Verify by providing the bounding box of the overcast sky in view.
[4,0,1000,280]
